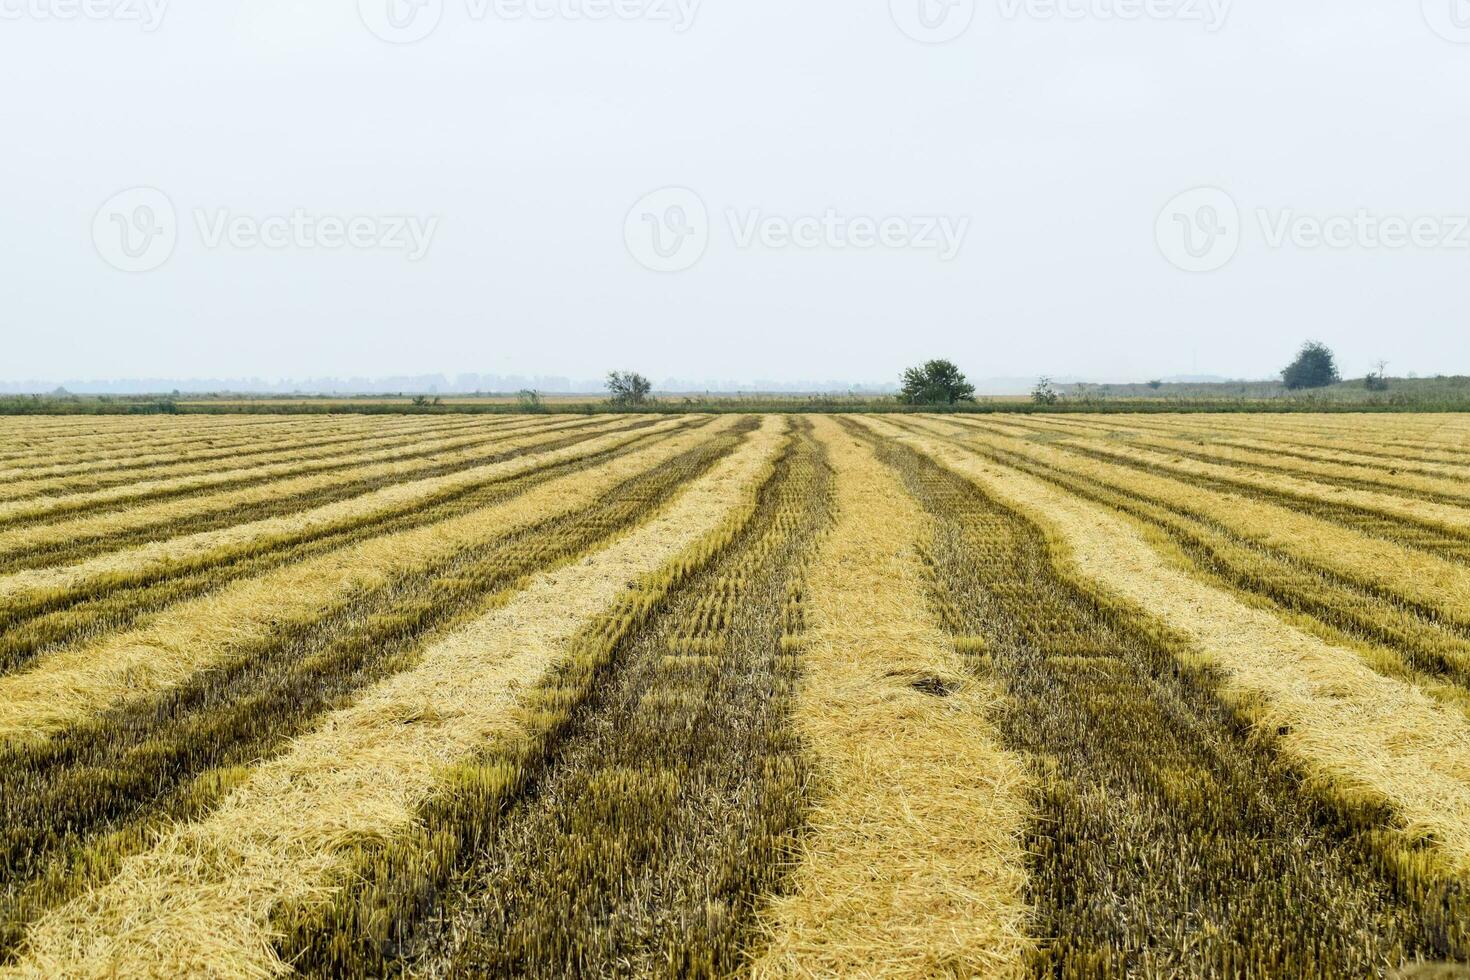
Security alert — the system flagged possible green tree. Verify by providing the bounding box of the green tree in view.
[606,371,653,406]
[899,359,976,405]
[1032,376,1060,405]
[1282,341,1341,390]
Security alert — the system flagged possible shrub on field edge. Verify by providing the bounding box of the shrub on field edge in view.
[1365,360,1390,392]
[606,371,653,407]
[1282,341,1341,390]
[899,359,976,405]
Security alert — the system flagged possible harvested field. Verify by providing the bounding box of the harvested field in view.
[3,412,1470,978]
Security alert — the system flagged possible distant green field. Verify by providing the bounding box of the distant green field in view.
[2,376,1467,414]
[1071,374,1470,404]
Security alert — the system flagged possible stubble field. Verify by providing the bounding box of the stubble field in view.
[1,411,1469,978]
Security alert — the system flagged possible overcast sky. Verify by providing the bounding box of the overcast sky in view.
[2,0,1467,387]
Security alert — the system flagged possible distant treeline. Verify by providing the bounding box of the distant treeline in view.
[3,391,1470,416]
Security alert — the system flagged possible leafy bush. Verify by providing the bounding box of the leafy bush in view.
[606,372,653,406]
[899,360,975,405]
[1282,341,1341,390]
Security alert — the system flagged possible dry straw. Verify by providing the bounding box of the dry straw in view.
[0,416,645,606]
[926,417,1470,624]
[0,411,465,471]
[866,416,1470,876]
[999,415,1470,494]
[1058,437,1470,529]
[994,412,1470,465]
[2,417,787,979]
[0,416,558,521]
[1187,412,1470,450]
[0,416,608,565]
[0,416,731,745]
[0,416,371,468]
[0,415,497,503]
[752,416,1032,979]
[0,415,389,483]
[903,416,1470,717]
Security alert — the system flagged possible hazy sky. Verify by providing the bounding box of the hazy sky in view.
[3,0,1468,385]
